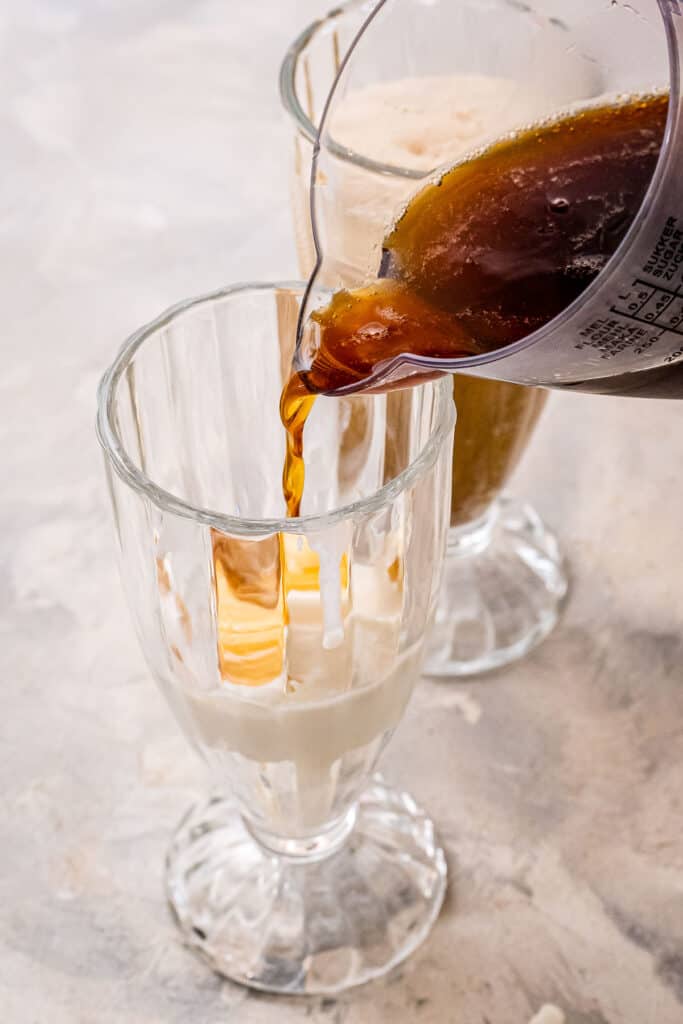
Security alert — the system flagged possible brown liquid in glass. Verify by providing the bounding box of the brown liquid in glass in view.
[281,94,669,516]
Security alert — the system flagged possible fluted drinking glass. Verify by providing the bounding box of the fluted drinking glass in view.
[280,0,573,675]
[96,282,455,994]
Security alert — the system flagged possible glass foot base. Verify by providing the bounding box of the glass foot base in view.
[425,496,569,677]
[166,776,447,994]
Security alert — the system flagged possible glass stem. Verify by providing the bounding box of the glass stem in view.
[448,500,500,557]
[244,803,358,863]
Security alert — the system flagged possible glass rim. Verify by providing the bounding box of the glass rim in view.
[278,0,626,182]
[96,280,456,537]
[279,0,427,180]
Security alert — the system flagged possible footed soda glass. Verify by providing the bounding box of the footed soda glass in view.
[281,0,583,674]
[96,282,455,993]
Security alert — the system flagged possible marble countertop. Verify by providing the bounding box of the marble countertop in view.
[2,2,682,1021]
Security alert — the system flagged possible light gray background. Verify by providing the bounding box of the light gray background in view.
[1,2,682,1022]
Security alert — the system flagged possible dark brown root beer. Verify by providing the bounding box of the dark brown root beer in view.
[281,94,669,516]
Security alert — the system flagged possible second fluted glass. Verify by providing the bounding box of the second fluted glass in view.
[280,0,570,675]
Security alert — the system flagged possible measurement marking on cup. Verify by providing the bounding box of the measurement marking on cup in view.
[611,279,683,335]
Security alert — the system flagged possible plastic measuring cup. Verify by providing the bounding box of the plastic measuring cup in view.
[296,0,683,398]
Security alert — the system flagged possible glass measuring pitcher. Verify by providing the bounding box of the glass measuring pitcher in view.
[297,0,683,399]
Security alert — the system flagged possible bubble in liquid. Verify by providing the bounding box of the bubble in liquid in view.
[359,322,388,339]
[549,196,570,214]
